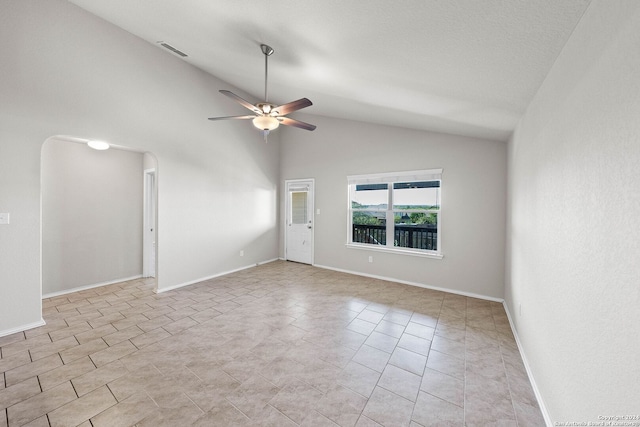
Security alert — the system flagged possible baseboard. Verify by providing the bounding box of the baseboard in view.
[257,258,279,266]
[0,319,46,338]
[503,302,552,426]
[312,263,504,303]
[42,275,143,299]
[157,259,278,293]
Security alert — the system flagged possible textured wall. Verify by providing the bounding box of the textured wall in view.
[506,0,640,421]
[281,114,507,300]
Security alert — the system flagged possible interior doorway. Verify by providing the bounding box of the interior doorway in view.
[143,168,157,278]
[285,179,314,265]
[40,136,158,297]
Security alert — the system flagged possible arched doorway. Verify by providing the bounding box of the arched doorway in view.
[41,135,158,297]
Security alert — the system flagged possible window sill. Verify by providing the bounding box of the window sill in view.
[346,243,443,259]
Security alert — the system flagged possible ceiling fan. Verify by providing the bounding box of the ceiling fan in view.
[208,44,316,140]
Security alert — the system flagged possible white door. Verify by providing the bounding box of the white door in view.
[285,179,314,264]
[143,169,156,278]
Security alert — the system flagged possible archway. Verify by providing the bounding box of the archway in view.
[40,135,158,297]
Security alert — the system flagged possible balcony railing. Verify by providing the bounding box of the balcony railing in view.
[352,223,437,251]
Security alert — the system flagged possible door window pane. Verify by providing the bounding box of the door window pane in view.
[291,192,307,224]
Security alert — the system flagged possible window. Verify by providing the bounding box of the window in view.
[347,169,442,258]
[291,191,308,224]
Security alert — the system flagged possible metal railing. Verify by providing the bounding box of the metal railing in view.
[352,224,437,251]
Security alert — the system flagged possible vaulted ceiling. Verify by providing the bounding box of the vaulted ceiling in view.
[68,0,591,141]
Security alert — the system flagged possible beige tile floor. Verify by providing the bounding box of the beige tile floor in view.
[0,261,545,426]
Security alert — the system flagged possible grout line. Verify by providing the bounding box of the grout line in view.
[223,396,253,422]
[36,373,43,393]
[267,402,299,425]
[105,383,118,402]
[88,353,98,370]
[182,391,204,416]
[69,377,80,398]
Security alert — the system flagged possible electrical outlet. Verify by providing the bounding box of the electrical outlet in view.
[240,250,244,257]
[0,213,9,225]
[368,256,373,263]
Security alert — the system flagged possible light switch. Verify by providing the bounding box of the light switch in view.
[316,209,320,215]
[0,213,9,225]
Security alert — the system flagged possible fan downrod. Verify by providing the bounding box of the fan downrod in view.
[261,44,274,101]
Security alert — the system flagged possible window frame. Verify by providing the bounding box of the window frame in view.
[347,169,443,259]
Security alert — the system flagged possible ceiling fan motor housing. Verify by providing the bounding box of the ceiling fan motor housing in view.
[256,102,277,115]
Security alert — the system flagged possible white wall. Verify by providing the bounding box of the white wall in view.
[41,138,144,295]
[0,0,280,335]
[281,114,507,299]
[506,0,640,421]
[143,152,157,171]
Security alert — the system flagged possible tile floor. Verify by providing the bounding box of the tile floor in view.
[0,261,545,426]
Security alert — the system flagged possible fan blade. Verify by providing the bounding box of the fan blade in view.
[272,98,312,116]
[219,90,260,113]
[208,115,255,121]
[279,116,316,131]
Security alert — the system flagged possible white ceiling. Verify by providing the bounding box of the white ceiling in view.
[68,0,591,142]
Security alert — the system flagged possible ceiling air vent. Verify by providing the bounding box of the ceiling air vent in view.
[157,41,188,57]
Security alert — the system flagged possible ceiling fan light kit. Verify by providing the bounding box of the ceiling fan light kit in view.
[208,44,316,141]
[253,115,279,131]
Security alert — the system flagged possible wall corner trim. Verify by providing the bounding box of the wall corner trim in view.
[503,301,552,426]
[0,319,46,338]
